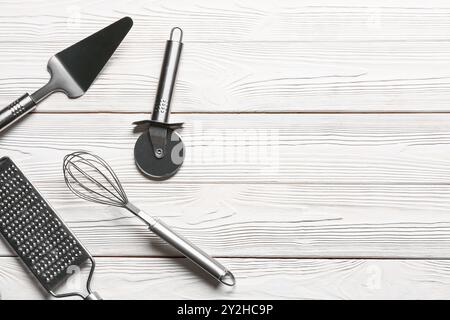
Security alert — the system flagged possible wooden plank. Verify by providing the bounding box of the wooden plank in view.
[3,113,450,185]
[1,114,450,257]
[2,42,450,113]
[1,1,450,112]
[2,0,450,43]
[1,257,450,299]
[3,183,450,258]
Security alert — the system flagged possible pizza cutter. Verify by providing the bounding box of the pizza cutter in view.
[133,27,185,180]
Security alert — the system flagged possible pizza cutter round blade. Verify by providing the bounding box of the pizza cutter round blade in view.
[134,128,185,179]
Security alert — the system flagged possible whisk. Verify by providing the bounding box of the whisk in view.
[63,151,235,286]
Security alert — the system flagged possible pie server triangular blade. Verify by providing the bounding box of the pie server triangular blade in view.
[32,16,133,102]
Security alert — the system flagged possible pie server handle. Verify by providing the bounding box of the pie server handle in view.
[0,93,37,132]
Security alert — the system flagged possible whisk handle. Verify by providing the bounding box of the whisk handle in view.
[150,219,236,286]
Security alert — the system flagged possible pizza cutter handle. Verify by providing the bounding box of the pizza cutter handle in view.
[0,93,37,132]
[152,27,183,123]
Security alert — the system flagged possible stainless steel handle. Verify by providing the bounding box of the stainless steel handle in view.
[0,94,37,132]
[126,208,232,286]
[152,28,183,123]
[126,203,236,286]
[84,292,103,300]
[148,217,235,286]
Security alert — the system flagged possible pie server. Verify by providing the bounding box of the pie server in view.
[0,17,133,132]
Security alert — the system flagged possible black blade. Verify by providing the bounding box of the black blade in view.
[54,17,133,92]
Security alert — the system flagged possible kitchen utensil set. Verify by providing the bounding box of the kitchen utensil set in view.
[0,18,235,299]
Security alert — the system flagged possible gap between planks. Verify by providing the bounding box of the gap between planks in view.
[29,111,450,115]
[2,255,450,260]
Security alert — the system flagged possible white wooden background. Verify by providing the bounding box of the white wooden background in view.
[1,0,450,299]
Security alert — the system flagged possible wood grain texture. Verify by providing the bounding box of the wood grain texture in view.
[3,113,450,185]
[1,0,450,300]
[1,114,450,257]
[2,0,450,42]
[1,257,450,300]
[0,183,448,258]
[1,0,450,112]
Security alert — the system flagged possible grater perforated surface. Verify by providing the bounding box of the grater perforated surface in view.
[0,157,90,292]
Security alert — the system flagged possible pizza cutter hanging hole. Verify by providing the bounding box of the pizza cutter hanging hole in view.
[133,27,185,180]
[170,27,183,42]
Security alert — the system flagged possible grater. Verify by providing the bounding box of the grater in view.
[0,157,101,300]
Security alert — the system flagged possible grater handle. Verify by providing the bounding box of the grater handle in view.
[85,291,103,300]
[0,93,37,132]
[149,218,236,286]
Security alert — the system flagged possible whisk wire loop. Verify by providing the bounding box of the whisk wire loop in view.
[69,159,123,203]
[63,151,129,208]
